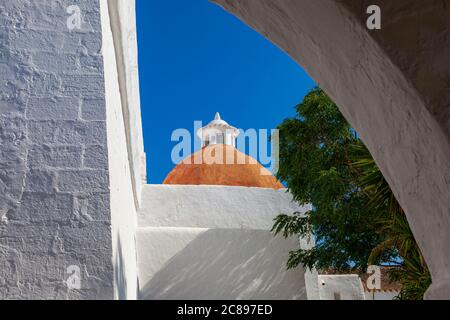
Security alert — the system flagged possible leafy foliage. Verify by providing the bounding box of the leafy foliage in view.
[273,87,430,299]
[350,142,431,300]
[272,88,391,271]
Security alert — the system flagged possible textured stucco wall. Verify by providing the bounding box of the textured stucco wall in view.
[212,0,450,299]
[318,275,365,300]
[137,185,318,300]
[0,0,113,299]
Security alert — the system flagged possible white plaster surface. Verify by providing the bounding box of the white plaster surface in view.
[0,0,114,299]
[138,184,310,229]
[0,0,144,299]
[100,0,138,300]
[137,185,316,300]
[107,0,146,206]
[318,275,365,300]
[138,228,308,300]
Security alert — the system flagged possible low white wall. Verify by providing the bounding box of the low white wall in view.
[138,228,308,300]
[138,185,310,229]
[318,275,365,300]
[137,185,317,300]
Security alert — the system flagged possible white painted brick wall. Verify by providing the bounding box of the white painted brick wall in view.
[0,0,114,299]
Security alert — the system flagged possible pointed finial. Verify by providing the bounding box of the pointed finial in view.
[214,112,221,120]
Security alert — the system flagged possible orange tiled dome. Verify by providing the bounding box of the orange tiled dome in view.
[163,144,284,189]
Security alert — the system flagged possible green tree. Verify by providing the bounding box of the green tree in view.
[273,87,430,299]
[272,88,392,272]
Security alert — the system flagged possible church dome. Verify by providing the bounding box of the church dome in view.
[163,144,284,189]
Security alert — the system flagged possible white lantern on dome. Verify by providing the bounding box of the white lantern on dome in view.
[197,113,240,147]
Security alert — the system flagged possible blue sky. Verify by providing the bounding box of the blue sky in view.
[136,0,316,183]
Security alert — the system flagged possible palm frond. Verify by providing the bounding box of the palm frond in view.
[368,238,397,265]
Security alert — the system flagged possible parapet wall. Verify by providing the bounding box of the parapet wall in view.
[138,184,309,229]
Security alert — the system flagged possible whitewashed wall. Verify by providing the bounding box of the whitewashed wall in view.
[138,185,307,229]
[0,0,144,299]
[137,185,318,300]
[318,275,365,300]
[100,0,141,300]
[0,0,114,299]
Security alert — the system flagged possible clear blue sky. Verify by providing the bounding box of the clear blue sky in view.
[136,0,316,183]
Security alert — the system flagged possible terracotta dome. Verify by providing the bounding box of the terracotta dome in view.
[163,144,284,189]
